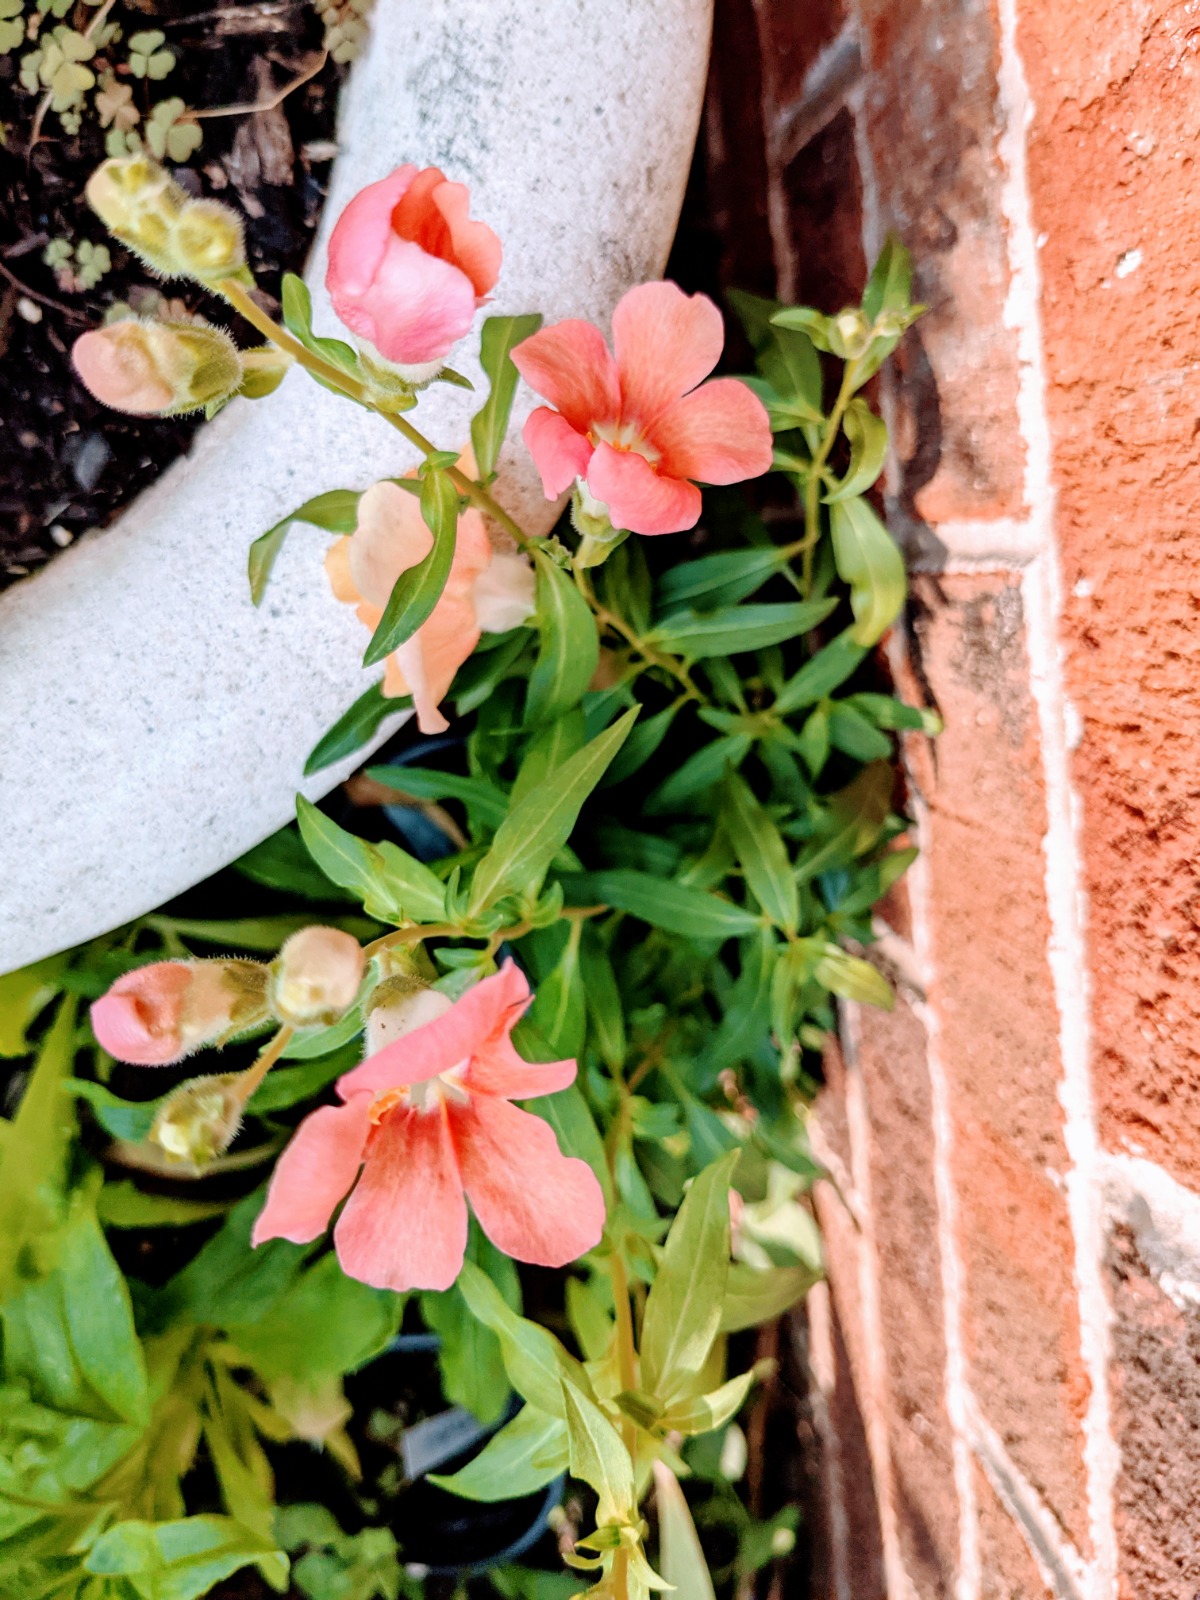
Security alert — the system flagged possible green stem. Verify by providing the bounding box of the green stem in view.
[572,564,703,703]
[232,1024,294,1107]
[799,361,859,595]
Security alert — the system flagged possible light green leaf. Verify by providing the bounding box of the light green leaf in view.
[363,468,459,666]
[0,998,76,1299]
[794,761,894,882]
[640,1151,738,1404]
[647,599,836,660]
[861,233,912,322]
[422,1226,519,1425]
[526,549,600,727]
[471,313,543,478]
[304,681,412,776]
[248,489,361,606]
[719,1263,819,1333]
[828,701,892,762]
[814,943,894,1009]
[774,630,866,714]
[457,1259,592,1419]
[824,398,888,503]
[366,763,508,829]
[0,954,67,1056]
[652,1462,717,1600]
[561,1381,636,1526]
[67,1078,162,1142]
[656,546,788,612]
[829,496,905,646]
[845,691,942,735]
[468,708,637,912]
[721,773,798,933]
[661,1368,757,1435]
[85,1515,288,1598]
[58,1200,152,1425]
[578,924,626,1073]
[230,1252,400,1381]
[296,795,446,923]
[98,1182,231,1230]
[646,733,752,815]
[562,870,760,941]
[430,1404,568,1502]
[511,709,585,808]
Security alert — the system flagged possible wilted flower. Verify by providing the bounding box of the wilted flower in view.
[325,458,535,734]
[269,925,365,1028]
[512,280,773,537]
[252,960,605,1291]
[72,319,243,416]
[325,164,501,373]
[90,959,269,1066]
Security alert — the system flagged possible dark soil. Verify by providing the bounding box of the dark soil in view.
[0,0,346,587]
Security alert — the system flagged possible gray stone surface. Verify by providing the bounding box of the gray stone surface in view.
[0,0,713,974]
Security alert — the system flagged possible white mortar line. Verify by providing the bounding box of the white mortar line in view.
[806,1281,853,1600]
[899,789,982,1600]
[995,2,1118,1592]
[838,1002,915,1600]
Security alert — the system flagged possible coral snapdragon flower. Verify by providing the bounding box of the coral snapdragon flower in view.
[512,280,773,537]
[326,164,501,369]
[325,455,535,734]
[252,961,605,1292]
[91,959,268,1065]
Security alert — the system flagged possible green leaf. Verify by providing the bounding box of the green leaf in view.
[640,1151,738,1403]
[0,999,76,1299]
[824,399,888,503]
[774,630,866,714]
[471,313,543,478]
[97,1182,230,1230]
[85,1515,288,1599]
[363,468,459,666]
[814,943,894,1009]
[719,1263,820,1334]
[652,1463,717,1600]
[304,681,413,776]
[235,825,358,901]
[366,764,508,829]
[57,1200,152,1425]
[794,762,894,881]
[280,272,360,382]
[456,1259,592,1419]
[646,734,752,815]
[248,1048,359,1113]
[661,1368,757,1435]
[828,701,892,762]
[728,289,824,421]
[721,774,799,933]
[67,1078,162,1142]
[656,547,788,612]
[602,701,679,787]
[845,692,942,735]
[296,796,446,923]
[0,955,67,1056]
[422,1226,519,1425]
[511,709,585,808]
[468,708,637,912]
[233,1252,400,1381]
[248,489,362,606]
[862,233,912,322]
[562,870,760,941]
[647,599,836,660]
[578,925,626,1073]
[526,549,600,727]
[769,305,833,351]
[429,1404,568,1502]
[526,921,586,1056]
[829,497,905,646]
[561,1381,636,1525]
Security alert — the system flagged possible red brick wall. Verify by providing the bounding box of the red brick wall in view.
[702,1,1200,1593]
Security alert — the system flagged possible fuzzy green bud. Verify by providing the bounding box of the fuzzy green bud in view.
[72,318,245,417]
[85,155,249,287]
[150,1071,246,1166]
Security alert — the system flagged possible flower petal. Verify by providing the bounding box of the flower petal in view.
[452,1096,605,1267]
[511,322,620,433]
[463,1036,577,1100]
[333,236,478,367]
[650,378,774,485]
[252,1095,373,1246]
[326,164,418,303]
[432,179,502,297]
[611,281,724,427]
[334,1102,467,1291]
[585,443,702,537]
[473,552,536,634]
[347,481,432,610]
[90,962,191,1066]
[325,537,358,604]
[391,586,479,734]
[522,407,594,499]
[338,960,532,1099]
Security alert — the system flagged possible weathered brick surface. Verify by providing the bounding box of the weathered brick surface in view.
[855,0,1026,545]
[909,574,1092,1554]
[1107,1226,1200,1596]
[975,1467,1053,1600]
[1019,0,1200,1188]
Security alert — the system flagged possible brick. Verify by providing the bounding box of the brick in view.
[1018,0,1200,1188]
[1107,1225,1200,1596]
[975,1466,1054,1599]
[907,574,1092,1553]
[855,0,1027,543]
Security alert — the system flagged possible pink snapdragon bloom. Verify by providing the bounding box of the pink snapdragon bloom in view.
[90,959,267,1065]
[325,456,534,734]
[325,165,501,369]
[512,280,773,537]
[252,961,605,1291]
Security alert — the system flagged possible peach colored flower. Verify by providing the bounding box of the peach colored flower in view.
[72,319,242,416]
[325,462,535,735]
[91,959,268,1066]
[512,280,773,537]
[252,960,605,1292]
[325,165,501,369]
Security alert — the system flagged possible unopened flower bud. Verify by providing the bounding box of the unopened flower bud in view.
[571,482,629,569]
[169,197,248,285]
[364,974,454,1054]
[91,959,269,1066]
[269,926,365,1028]
[85,155,248,287]
[73,318,244,417]
[150,1071,246,1165]
[828,307,872,360]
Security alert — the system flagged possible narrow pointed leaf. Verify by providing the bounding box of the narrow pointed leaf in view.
[304,680,412,775]
[363,468,459,666]
[526,549,600,726]
[430,1404,568,1502]
[248,488,362,605]
[561,1381,636,1525]
[721,773,798,933]
[647,599,836,660]
[829,496,905,645]
[653,1463,717,1600]
[296,795,446,922]
[824,398,888,503]
[471,313,543,477]
[561,870,760,940]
